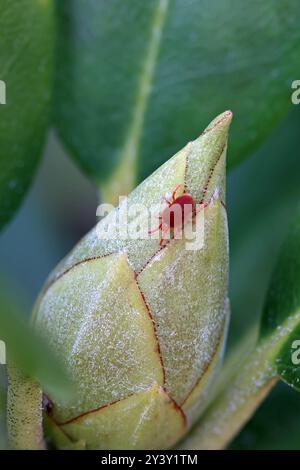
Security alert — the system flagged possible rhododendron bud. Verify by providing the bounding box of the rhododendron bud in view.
[20,111,232,449]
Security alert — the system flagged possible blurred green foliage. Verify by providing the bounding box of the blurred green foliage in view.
[55,0,300,192]
[228,108,300,448]
[0,280,72,402]
[258,199,300,389]
[228,108,300,349]
[0,0,55,230]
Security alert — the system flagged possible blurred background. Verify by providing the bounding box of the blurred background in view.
[1,0,300,449]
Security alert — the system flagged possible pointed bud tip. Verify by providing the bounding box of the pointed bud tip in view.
[184,111,232,202]
[190,110,233,153]
[202,110,233,135]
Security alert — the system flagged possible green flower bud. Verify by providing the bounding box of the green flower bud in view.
[33,111,232,450]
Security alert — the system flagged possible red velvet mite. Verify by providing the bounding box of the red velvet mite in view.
[149,184,196,246]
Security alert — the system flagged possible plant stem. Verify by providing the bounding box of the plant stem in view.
[7,362,45,450]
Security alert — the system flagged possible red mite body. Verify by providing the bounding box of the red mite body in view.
[161,193,195,228]
[149,185,196,246]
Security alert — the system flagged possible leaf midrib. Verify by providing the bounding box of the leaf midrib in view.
[102,0,169,201]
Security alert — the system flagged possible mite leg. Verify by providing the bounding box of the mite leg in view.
[171,184,183,202]
[163,196,172,206]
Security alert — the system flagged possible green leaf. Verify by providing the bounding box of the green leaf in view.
[55,0,300,200]
[0,0,55,230]
[0,281,71,401]
[259,206,300,390]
